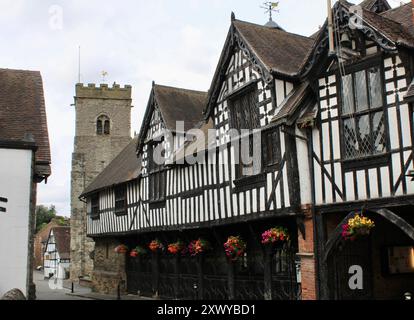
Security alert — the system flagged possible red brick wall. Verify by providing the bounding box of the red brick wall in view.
[297,206,317,300]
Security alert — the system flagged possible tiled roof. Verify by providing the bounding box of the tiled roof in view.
[81,136,141,196]
[51,227,70,260]
[154,84,207,132]
[233,20,315,77]
[0,68,51,176]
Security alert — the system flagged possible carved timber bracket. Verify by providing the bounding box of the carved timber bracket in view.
[335,4,397,52]
[233,30,273,85]
[301,2,397,78]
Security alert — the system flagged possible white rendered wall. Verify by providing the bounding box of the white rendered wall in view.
[0,148,33,297]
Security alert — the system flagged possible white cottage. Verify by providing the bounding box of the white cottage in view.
[44,227,71,280]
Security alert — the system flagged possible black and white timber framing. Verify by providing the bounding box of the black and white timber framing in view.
[81,1,414,300]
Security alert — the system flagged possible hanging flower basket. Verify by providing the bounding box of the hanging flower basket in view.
[261,227,290,247]
[114,244,128,254]
[342,214,375,241]
[149,239,164,252]
[188,238,211,256]
[130,245,147,257]
[224,236,246,262]
[167,241,185,255]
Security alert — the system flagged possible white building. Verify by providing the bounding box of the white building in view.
[0,69,51,299]
[44,227,71,280]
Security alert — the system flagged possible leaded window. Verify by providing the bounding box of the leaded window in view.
[97,115,110,135]
[229,87,259,131]
[114,185,127,216]
[340,66,386,159]
[263,130,280,168]
[91,194,99,219]
[148,143,166,202]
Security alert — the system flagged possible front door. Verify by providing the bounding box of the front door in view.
[329,238,373,300]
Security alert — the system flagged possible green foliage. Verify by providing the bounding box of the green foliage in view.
[35,205,57,232]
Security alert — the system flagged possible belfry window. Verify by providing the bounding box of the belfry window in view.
[97,115,110,135]
[340,66,386,160]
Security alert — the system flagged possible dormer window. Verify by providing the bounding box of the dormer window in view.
[97,115,110,135]
[229,85,259,131]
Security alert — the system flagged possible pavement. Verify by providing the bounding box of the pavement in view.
[34,271,92,300]
[34,270,152,300]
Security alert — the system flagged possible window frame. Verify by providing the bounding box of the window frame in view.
[228,82,260,132]
[97,115,110,136]
[114,184,127,216]
[90,193,100,220]
[147,141,167,205]
[337,58,390,168]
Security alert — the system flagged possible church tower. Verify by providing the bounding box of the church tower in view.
[70,83,132,281]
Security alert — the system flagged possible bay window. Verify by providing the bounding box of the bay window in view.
[340,66,387,160]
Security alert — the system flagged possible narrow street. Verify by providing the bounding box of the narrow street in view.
[34,271,92,300]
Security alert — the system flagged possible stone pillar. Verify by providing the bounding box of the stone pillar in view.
[297,205,317,300]
[91,239,127,295]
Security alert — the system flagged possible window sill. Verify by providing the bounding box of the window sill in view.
[233,173,266,193]
[115,211,127,217]
[149,199,166,209]
[342,153,390,171]
[90,214,100,221]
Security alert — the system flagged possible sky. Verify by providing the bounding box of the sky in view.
[0,0,408,217]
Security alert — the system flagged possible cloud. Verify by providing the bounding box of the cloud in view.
[7,0,410,216]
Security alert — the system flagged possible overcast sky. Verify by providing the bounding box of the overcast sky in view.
[0,0,407,216]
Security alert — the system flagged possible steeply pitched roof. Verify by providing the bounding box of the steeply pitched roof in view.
[271,81,313,124]
[0,69,51,177]
[154,84,207,132]
[381,2,414,37]
[81,136,141,196]
[301,1,414,78]
[360,5,414,47]
[233,20,315,77]
[50,227,70,260]
[204,17,315,119]
[136,83,207,155]
[360,0,391,13]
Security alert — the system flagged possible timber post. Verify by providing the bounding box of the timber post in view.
[263,245,273,300]
[152,251,160,298]
[196,254,204,300]
[227,261,236,300]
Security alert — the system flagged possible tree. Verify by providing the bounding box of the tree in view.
[35,205,57,233]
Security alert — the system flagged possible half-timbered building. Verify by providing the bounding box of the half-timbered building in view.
[43,227,71,280]
[276,0,414,299]
[81,0,414,300]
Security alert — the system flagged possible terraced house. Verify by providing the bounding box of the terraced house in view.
[79,0,414,300]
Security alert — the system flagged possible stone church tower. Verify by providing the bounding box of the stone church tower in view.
[70,83,132,281]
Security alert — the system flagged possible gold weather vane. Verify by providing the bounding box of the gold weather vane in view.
[260,2,279,21]
[101,71,108,83]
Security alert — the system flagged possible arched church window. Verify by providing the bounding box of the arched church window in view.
[104,120,110,135]
[97,115,110,135]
